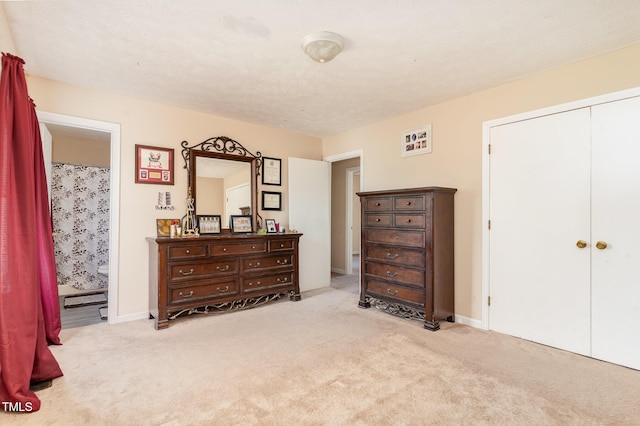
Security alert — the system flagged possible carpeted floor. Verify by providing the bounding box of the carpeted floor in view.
[7,276,640,425]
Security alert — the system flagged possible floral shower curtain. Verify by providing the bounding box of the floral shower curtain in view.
[51,163,110,290]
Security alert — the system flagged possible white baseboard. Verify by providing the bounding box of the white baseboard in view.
[114,311,149,324]
[454,314,482,329]
[331,267,347,274]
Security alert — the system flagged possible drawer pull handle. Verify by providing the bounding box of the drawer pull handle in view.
[276,277,288,283]
[280,243,285,248]
[248,262,261,268]
[222,248,227,252]
[185,249,190,254]
[178,291,194,298]
[386,271,398,278]
[376,218,381,222]
[386,288,398,295]
[276,259,288,265]
[179,268,194,276]
[386,253,399,259]
[376,202,381,206]
[252,245,256,249]
[217,286,229,293]
[216,265,230,271]
[248,281,261,286]
[405,219,411,223]
[406,201,412,206]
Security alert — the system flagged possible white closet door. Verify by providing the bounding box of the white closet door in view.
[489,108,592,355]
[591,96,640,370]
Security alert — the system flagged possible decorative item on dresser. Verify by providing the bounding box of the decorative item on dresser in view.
[148,233,302,330]
[357,187,457,331]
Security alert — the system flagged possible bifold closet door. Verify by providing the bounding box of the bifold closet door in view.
[488,108,592,356]
[591,96,640,370]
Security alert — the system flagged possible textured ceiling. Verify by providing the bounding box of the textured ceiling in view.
[5,1,640,137]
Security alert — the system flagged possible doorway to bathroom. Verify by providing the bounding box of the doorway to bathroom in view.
[38,111,121,328]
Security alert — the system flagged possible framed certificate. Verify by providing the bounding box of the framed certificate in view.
[262,157,281,185]
[262,191,282,211]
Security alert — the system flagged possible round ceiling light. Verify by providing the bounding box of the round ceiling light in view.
[301,31,344,63]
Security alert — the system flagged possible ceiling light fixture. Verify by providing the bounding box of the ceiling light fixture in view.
[301,31,344,63]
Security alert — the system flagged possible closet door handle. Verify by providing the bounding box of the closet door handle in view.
[595,241,608,250]
[576,240,587,249]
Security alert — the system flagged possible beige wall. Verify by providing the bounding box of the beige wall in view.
[331,158,360,272]
[52,134,110,167]
[26,76,322,319]
[323,44,640,322]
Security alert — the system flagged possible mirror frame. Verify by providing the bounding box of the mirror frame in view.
[182,136,262,231]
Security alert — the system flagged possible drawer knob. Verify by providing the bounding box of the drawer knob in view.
[276,259,288,264]
[217,286,229,293]
[386,253,399,259]
[178,291,194,298]
[252,245,256,249]
[376,202,381,206]
[406,201,411,205]
[249,262,261,268]
[386,288,398,295]
[376,218,381,222]
[222,248,227,252]
[386,271,398,278]
[185,249,190,254]
[406,219,411,223]
[179,268,194,276]
[280,243,285,248]
[216,265,230,271]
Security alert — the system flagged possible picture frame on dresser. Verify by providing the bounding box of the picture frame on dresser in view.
[265,219,277,233]
[230,215,253,233]
[196,215,221,234]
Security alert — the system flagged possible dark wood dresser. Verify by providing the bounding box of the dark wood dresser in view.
[148,233,302,329]
[357,187,456,331]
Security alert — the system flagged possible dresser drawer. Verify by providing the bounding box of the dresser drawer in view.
[394,195,425,211]
[365,214,393,227]
[168,278,238,305]
[364,197,392,212]
[365,229,425,248]
[364,245,424,267]
[365,278,425,306]
[243,272,295,293]
[365,263,424,287]
[242,254,294,272]
[167,245,207,260]
[168,260,237,282]
[269,239,296,252]
[210,241,267,255]
[394,214,425,228]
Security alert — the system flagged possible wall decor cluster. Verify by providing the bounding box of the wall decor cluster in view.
[135,144,174,185]
[401,124,432,157]
[261,156,282,213]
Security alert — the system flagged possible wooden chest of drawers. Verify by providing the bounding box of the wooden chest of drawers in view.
[357,187,456,331]
[148,233,302,329]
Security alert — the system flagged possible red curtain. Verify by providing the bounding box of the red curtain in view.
[0,53,63,413]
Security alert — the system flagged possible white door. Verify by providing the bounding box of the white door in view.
[488,108,592,355]
[288,157,331,292]
[225,183,250,228]
[39,122,52,205]
[591,96,640,370]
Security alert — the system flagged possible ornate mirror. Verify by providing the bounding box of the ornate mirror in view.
[182,137,261,231]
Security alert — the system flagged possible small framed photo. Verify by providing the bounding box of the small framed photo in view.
[401,124,432,158]
[262,191,282,211]
[197,215,221,234]
[136,144,174,185]
[230,215,253,233]
[262,157,281,185]
[156,218,180,237]
[265,219,277,233]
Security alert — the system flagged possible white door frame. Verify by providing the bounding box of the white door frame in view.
[345,166,360,274]
[36,111,121,325]
[481,86,640,330]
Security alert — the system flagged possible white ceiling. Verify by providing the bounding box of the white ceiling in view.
[5,1,640,138]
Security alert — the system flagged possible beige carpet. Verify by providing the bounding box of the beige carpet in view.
[6,281,640,425]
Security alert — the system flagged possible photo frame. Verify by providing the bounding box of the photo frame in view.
[262,191,282,211]
[156,218,180,237]
[136,144,174,185]
[265,219,277,233]
[262,157,281,185]
[196,215,221,234]
[401,124,432,157]
[230,215,253,233]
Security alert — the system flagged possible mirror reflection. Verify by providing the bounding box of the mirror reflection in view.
[195,156,252,228]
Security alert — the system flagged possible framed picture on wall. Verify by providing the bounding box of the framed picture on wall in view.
[135,144,174,185]
[262,157,281,185]
[262,191,282,211]
[401,124,432,158]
